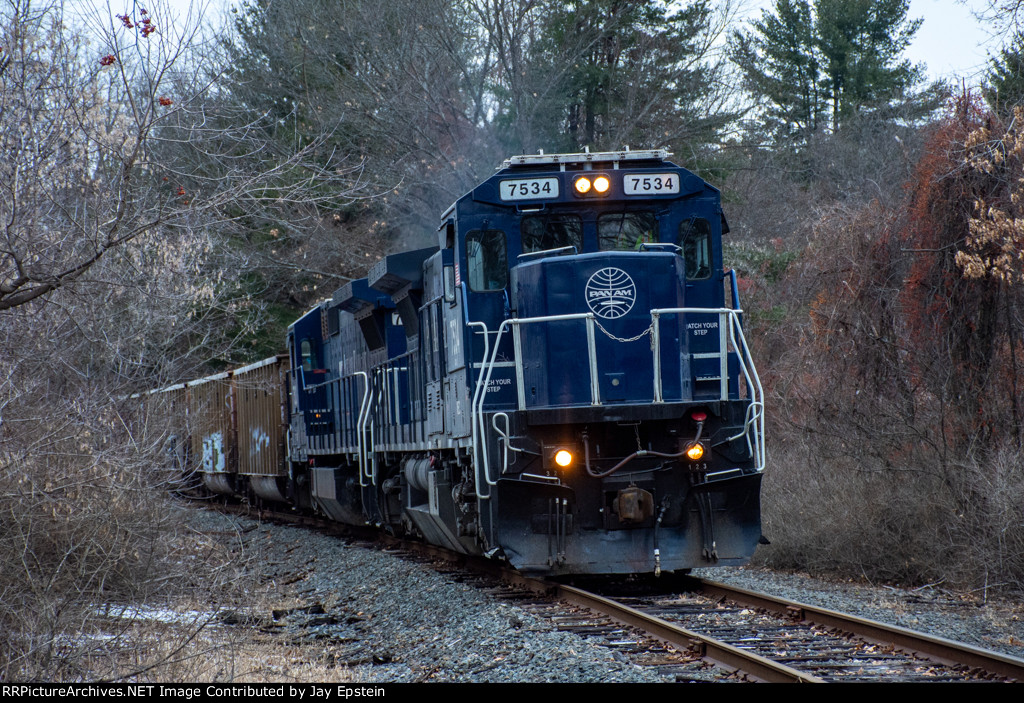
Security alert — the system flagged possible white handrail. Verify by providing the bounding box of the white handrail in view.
[353,371,371,487]
[467,321,492,499]
[491,412,522,475]
[472,312,601,498]
[726,312,766,472]
[651,307,765,473]
[472,306,766,474]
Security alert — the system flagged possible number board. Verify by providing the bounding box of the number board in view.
[623,173,680,195]
[499,177,559,201]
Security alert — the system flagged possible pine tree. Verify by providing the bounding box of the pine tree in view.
[815,0,923,130]
[518,0,735,154]
[730,0,823,141]
[731,0,933,141]
[985,32,1024,119]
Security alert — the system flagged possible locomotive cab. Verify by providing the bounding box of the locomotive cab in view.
[439,150,765,574]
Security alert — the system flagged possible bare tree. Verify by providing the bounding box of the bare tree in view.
[747,101,1024,589]
[0,0,366,313]
[979,0,1024,33]
[0,0,372,680]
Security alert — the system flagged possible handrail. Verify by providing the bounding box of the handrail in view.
[727,269,741,311]
[492,412,523,475]
[467,321,492,499]
[354,371,372,487]
[725,312,765,472]
[472,312,602,498]
[651,307,765,473]
[639,242,682,254]
[479,311,601,410]
[651,307,740,400]
[517,245,578,261]
[473,306,765,474]
[298,366,348,391]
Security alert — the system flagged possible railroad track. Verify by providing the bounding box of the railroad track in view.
[365,538,1024,682]
[524,577,1024,682]
[382,539,1024,681]
[210,502,1024,683]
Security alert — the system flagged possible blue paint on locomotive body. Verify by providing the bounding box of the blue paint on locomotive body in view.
[513,251,689,407]
[283,150,765,575]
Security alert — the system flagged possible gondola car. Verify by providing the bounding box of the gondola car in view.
[281,149,765,575]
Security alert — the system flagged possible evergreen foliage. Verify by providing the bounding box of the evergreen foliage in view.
[731,0,937,141]
[985,32,1024,119]
[221,0,734,173]
[729,0,823,141]
[514,0,736,153]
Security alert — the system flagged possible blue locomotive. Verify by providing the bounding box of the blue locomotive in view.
[280,149,765,575]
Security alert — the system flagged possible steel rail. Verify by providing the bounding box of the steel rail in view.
[547,582,824,683]
[696,578,1024,681]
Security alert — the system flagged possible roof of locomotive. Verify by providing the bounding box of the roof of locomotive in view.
[439,148,721,223]
[452,148,719,220]
[499,148,672,170]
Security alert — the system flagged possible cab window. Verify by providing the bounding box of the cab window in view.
[466,229,508,291]
[521,214,582,254]
[300,339,318,371]
[678,218,711,280]
[598,212,657,251]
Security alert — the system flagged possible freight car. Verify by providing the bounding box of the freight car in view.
[138,356,289,500]
[146,149,765,577]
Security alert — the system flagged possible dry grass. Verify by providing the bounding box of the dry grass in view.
[85,511,365,683]
[756,430,1024,592]
[0,482,363,683]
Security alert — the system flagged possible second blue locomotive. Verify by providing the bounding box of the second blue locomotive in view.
[282,149,764,575]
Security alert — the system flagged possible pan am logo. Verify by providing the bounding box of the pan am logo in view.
[585,267,637,319]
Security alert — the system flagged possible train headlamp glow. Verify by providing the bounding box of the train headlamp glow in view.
[593,175,611,193]
[685,442,705,462]
[554,450,574,467]
[574,177,592,194]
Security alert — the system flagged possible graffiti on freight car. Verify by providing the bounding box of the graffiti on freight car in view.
[251,427,270,456]
[202,432,226,473]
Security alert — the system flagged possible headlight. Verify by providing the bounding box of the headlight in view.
[685,442,705,461]
[554,449,573,467]
[573,174,610,197]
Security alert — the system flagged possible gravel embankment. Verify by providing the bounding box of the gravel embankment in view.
[179,506,1024,682]
[187,508,696,682]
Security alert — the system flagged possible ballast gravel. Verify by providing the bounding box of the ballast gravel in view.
[188,508,688,683]
[183,507,1024,682]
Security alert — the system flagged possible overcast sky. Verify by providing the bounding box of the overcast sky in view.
[893,0,997,84]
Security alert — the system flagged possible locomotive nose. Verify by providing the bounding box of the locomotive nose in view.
[512,251,688,407]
